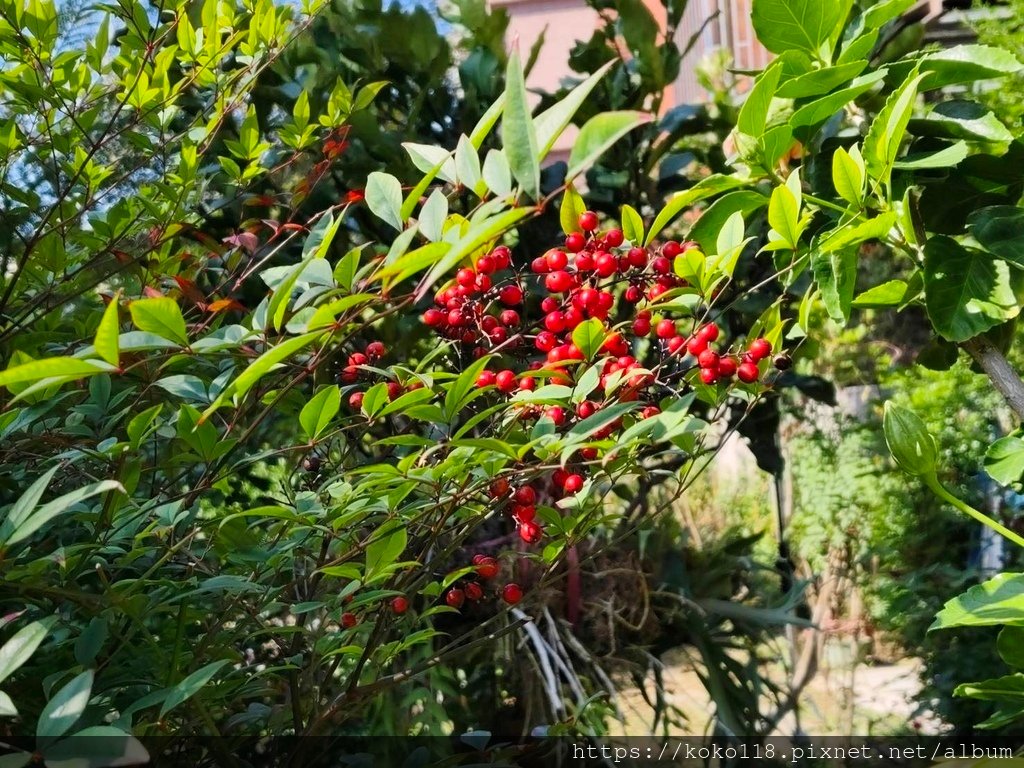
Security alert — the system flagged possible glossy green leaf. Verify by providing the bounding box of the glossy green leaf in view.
[129,297,189,345]
[0,619,54,684]
[419,189,448,243]
[924,236,1019,342]
[571,318,607,360]
[159,660,229,718]
[851,279,911,308]
[863,71,928,185]
[999,627,1024,669]
[811,249,856,323]
[985,436,1024,486]
[832,145,864,206]
[751,0,845,55]
[502,50,540,200]
[776,61,866,99]
[566,111,652,179]
[534,60,615,159]
[893,141,968,170]
[736,63,781,139]
[968,206,1024,269]
[482,149,512,197]
[1,480,123,546]
[645,175,746,246]
[365,172,404,231]
[790,71,885,128]
[94,297,120,367]
[38,670,93,739]
[365,521,407,579]
[560,183,586,236]
[620,204,643,244]
[300,386,340,441]
[932,573,1024,630]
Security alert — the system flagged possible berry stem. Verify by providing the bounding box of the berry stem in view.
[924,475,1024,549]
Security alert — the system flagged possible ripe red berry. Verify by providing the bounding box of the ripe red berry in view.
[490,477,510,498]
[476,255,495,274]
[500,309,520,327]
[476,558,499,580]
[605,228,624,247]
[651,256,671,274]
[446,588,465,608]
[387,381,403,401]
[546,249,568,271]
[697,349,720,369]
[717,357,738,377]
[390,596,409,614]
[502,583,523,605]
[579,211,599,231]
[749,337,772,360]
[544,311,566,333]
[563,473,584,493]
[565,232,585,252]
[627,247,647,268]
[518,520,543,543]
[624,286,643,303]
[595,252,617,278]
[667,336,686,355]
[575,252,595,271]
[576,400,597,419]
[349,391,364,409]
[495,369,517,393]
[531,257,549,274]
[633,317,651,336]
[423,308,445,326]
[535,331,557,352]
[476,370,496,388]
[699,368,718,385]
[687,336,708,356]
[662,241,683,258]
[464,582,484,601]
[519,376,536,391]
[513,504,536,523]
[456,268,476,287]
[655,319,677,339]
[492,246,511,269]
[366,341,385,359]
[737,362,760,383]
[341,612,358,628]
[697,323,720,342]
[641,405,661,418]
[545,406,567,426]
[513,486,536,505]
[499,285,523,306]
[545,270,574,293]
[349,352,368,367]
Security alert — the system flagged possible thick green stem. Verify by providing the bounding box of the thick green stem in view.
[925,475,1024,549]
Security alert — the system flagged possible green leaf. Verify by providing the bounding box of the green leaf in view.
[74,617,108,667]
[0,691,15,717]
[159,660,229,718]
[790,71,886,129]
[0,619,54,684]
[403,143,455,183]
[861,0,915,30]
[455,134,483,195]
[816,212,895,253]
[924,236,1020,342]
[482,149,512,197]
[999,627,1024,669]
[94,298,120,367]
[689,191,768,254]
[832,145,864,206]
[1,480,123,546]
[776,61,866,99]
[645,175,746,246]
[5,466,60,532]
[38,670,93,739]
[419,189,448,243]
[811,249,856,323]
[365,521,407,579]
[909,100,1014,145]
[502,50,540,201]
[954,674,1024,703]
[129,297,188,345]
[751,0,845,55]
[621,204,644,244]
[41,726,149,766]
[932,573,1024,630]
[892,141,968,170]
[571,318,607,361]
[365,172,404,231]
[767,184,800,250]
[300,386,340,441]
[863,70,928,186]
[0,357,107,390]
[851,279,911,308]
[883,401,938,479]
[566,111,652,179]
[204,332,321,417]
[968,206,1024,269]
[560,183,586,236]
[917,44,1023,90]
[534,60,615,159]
[986,436,1024,486]
[736,63,782,139]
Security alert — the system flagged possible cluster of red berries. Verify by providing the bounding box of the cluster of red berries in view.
[686,326,773,385]
[444,555,521,610]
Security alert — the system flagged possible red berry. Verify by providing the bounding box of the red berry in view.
[499,285,523,306]
[490,477,510,498]
[575,252,595,271]
[595,252,617,277]
[605,229,624,247]
[447,309,466,327]
[476,370,496,388]
[476,255,495,274]
[563,473,584,493]
[749,338,772,360]
[476,558,499,580]
[697,323,720,342]
[627,247,647,268]
[545,406,567,426]
[500,309,520,327]
[641,405,661,418]
[423,308,445,326]
[697,349,720,369]
[518,520,543,543]
[390,596,409,614]
[366,341,385,359]
[513,504,536,523]
[655,319,677,339]
[686,336,708,356]
[624,286,643,303]
[341,612,358,628]
[579,211,599,231]
[576,400,597,419]
[464,582,484,601]
[446,588,465,608]
[519,376,536,391]
[717,357,738,377]
[495,370,517,393]
[662,241,682,258]
[563,306,584,329]
[535,331,557,352]
[492,246,511,269]
[544,311,566,333]
[531,257,549,274]
[349,352,368,366]
[651,256,671,274]
[737,362,760,383]
[502,583,523,605]
[349,391,364,409]
[456,268,476,287]
[699,368,718,385]
[513,486,536,505]
[667,336,686,355]
[565,232,585,252]
[545,270,574,293]
[387,381,403,400]
[633,317,651,336]
[546,249,568,271]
